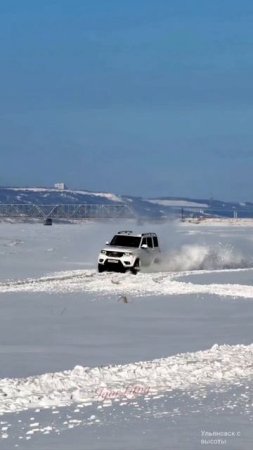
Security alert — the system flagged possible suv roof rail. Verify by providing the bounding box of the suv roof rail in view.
[117,230,133,234]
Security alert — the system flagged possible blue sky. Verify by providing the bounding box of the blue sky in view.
[0,0,253,200]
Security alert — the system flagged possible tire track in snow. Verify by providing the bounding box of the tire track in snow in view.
[0,269,253,299]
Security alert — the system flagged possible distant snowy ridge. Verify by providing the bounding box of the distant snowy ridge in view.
[0,187,122,203]
[7,187,122,202]
[0,344,252,414]
[147,199,208,208]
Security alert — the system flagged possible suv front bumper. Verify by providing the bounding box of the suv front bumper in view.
[98,255,135,272]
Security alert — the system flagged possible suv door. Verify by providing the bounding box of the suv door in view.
[140,237,149,265]
[147,237,153,249]
[153,235,159,249]
[140,236,153,265]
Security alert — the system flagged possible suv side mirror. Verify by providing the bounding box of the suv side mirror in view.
[105,241,109,245]
[141,244,148,249]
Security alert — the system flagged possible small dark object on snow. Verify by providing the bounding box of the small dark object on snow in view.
[118,295,128,303]
[44,218,53,226]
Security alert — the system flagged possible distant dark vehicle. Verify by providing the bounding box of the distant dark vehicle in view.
[44,218,53,226]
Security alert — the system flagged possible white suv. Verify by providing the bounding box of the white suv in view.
[98,231,160,274]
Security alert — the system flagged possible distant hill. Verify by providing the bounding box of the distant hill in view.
[0,187,253,219]
[0,187,122,206]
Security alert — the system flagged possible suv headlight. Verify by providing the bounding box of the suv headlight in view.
[124,252,132,256]
[101,250,107,254]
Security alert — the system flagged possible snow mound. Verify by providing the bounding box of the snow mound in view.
[0,344,252,414]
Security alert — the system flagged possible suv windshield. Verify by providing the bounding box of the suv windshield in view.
[110,235,141,248]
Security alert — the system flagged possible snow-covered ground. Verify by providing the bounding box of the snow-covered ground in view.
[0,220,252,449]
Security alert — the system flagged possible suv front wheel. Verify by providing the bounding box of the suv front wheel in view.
[131,258,140,275]
[98,264,105,273]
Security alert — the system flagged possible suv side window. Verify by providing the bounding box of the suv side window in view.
[153,236,158,247]
[147,237,153,248]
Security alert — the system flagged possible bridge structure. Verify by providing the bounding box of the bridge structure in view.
[0,203,252,221]
[0,203,135,220]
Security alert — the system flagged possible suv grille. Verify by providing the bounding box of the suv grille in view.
[106,251,124,257]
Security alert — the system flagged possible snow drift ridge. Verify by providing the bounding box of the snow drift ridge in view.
[1,344,252,414]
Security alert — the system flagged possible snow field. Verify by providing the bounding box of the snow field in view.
[0,221,253,448]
